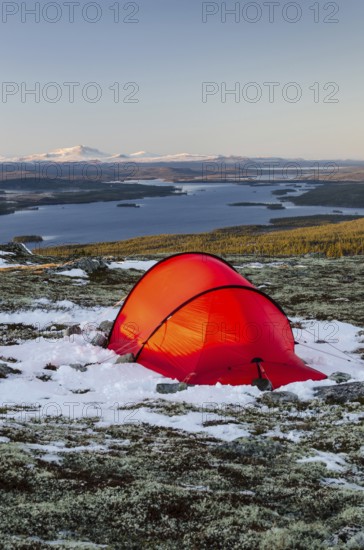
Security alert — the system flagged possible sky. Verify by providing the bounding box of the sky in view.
[0,0,363,159]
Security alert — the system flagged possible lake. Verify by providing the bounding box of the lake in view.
[1,180,363,248]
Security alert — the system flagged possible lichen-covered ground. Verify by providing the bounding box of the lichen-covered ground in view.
[0,247,363,549]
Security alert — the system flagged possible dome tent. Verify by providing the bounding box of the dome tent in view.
[108,253,326,389]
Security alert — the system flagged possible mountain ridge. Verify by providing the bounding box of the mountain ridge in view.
[2,145,363,165]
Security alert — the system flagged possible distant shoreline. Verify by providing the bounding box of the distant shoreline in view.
[36,214,364,259]
[0,180,181,216]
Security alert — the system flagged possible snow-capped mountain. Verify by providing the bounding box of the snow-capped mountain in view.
[128,151,162,159]
[125,151,219,163]
[2,145,357,165]
[1,145,220,164]
[12,145,111,163]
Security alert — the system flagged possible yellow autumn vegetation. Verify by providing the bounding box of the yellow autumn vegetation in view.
[38,217,364,259]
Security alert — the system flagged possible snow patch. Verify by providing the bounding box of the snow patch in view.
[56,269,89,279]
[298,450,348,472]
[0,259,23,268]
[108,260,157,272]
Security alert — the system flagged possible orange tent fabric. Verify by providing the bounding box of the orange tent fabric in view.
[108,253,326,389]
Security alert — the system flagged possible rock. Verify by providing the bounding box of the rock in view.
[91,333,108,348]
[69,364,88,373]
[156,383,189,394]
[252,378,273,392]
[259,391,299,406]
[115,354,135,364]
[65,324,82,337]
[69,258,108,274]
[328,371,352,384]
[37,374,52,382]
[314,381,364,403]
[48,257,108,276]
[1,242,33,257]
[99,321,114,334]
[0,363,22,378]
[44,364,58,371]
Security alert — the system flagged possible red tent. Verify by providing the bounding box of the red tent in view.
[108,253,326,389]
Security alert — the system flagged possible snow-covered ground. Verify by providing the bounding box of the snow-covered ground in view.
[0,247,34,268]
[108,259,157,271]
[55,269,88,278]
[1,299,363,441]
[0,251,22,268]
[1,254,363,548]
